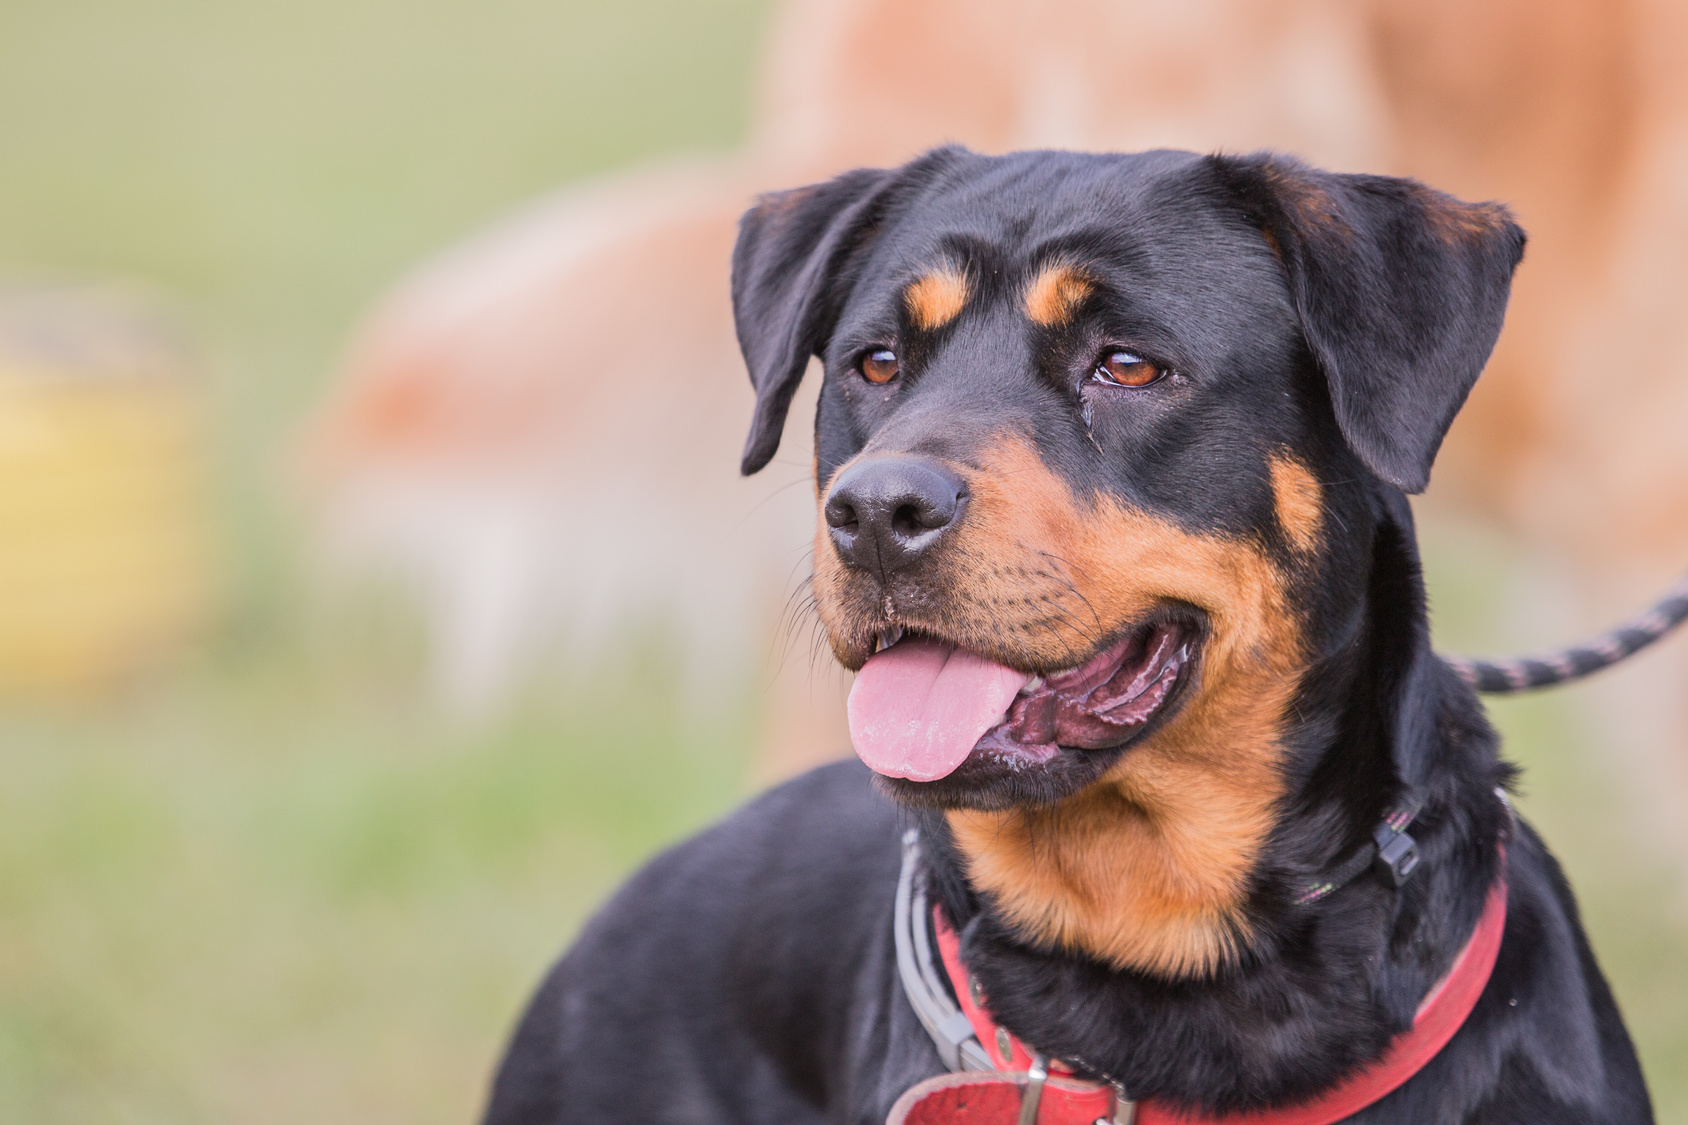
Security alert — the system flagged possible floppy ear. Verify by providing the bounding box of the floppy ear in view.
[1211,154,1526,493]
[731,167,897,475]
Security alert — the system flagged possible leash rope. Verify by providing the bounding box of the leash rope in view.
[1445,568,1688,694]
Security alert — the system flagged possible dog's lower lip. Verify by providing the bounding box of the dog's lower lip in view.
[969,622,1193,769]
[845,619,1197,787]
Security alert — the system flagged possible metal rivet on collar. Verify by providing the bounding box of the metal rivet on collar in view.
[996,1026,1013,1062]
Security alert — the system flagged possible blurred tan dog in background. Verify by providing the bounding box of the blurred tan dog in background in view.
[298,0,1687,838]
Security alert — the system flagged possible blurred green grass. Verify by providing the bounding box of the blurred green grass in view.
[0,655,751,1123]
[0,1,1683,1122]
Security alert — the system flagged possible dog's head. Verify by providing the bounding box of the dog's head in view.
[732,148,1521,972]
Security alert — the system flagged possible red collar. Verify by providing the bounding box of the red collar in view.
[890,857,1508,1125]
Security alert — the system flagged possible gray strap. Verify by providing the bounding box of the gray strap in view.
[893,829,995,1073]
[893,830,1136,1121]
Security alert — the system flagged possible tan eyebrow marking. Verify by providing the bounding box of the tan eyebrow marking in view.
[904,267,971,330]
[1023,262,1095,326]
[1269,454,1323,554]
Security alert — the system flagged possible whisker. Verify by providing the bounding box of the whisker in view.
[1036,552,1105,635]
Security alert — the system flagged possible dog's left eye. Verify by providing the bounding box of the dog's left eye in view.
[1092,351,1166,388]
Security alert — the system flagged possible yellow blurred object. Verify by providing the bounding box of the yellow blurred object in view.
[0,284,214,695]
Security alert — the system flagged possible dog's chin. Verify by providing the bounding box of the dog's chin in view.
[866,613,1206,811]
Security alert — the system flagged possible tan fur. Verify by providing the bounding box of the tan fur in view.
[1418,190,1516,246]
[905,268,972,330]
[1263,163,1347,235]
[1023,263,1094,326]
[1270,454,1324,553]
[813,437,1304,976]
[948,439,1301,977]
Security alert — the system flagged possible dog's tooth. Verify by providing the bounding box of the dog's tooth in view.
[1019,675,1045,696]
[875,626,904,653]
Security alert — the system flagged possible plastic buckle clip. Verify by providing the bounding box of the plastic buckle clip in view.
[1373,824,1420,887]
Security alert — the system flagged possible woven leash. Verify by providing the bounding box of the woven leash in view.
[1446,567,1688,694]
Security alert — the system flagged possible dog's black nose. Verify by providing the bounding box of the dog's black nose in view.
[824,457,966,576]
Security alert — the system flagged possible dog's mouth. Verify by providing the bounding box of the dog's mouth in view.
[846,615,1201,801]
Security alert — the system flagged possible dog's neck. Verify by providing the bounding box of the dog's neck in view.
[942,624,1304,978]
[922,515,1511,1109]
[937,518,1379,981]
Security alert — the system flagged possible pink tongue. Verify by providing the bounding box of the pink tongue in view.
[847,637,1032,781]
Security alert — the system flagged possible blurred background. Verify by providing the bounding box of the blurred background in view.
[0,0,1684,1122]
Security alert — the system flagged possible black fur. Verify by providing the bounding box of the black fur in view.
[734,165,898,474]
[1212,155,1525,493]
[484,148,1651,1124]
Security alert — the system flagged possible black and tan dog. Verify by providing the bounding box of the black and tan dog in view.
[482,148,1653,1124]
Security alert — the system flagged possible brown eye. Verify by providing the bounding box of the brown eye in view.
[861,348,900,384]
[1094,350,1165,388]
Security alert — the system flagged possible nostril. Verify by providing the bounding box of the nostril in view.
[824,496,860,532]
[893,488,962,536]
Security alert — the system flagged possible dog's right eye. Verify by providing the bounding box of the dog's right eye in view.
[1093,350,1166,388]
[860,349,900,384]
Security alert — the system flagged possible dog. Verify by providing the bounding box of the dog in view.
[478,148,1654,1124]
[300,0,1688,846]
